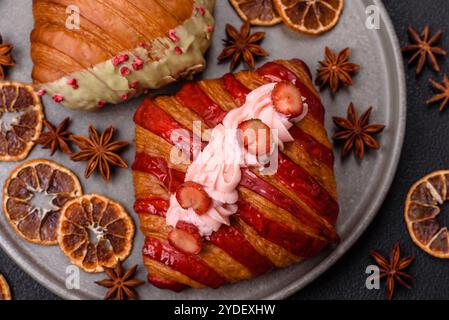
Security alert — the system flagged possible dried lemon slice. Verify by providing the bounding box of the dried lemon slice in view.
[405,170,449,258]
[57,194,135,273]
[273,0,344,35]
[2,159,83,245]
[0,274,11,300]
[0,81,44,162]
[230,0,282,26]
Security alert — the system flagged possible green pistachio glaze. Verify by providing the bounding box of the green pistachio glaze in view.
[40,0,216,111]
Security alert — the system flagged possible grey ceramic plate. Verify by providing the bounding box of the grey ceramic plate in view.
[0,0,406,299]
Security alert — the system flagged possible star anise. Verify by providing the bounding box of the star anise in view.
[402,25,447,75]
[427,74,449,111]
[70,125,129,182]
[332,102,385,160]
[0,34,15,79]
[36,118,73,155]
[370,243,415,300]
[218,21,268,71]
[315,47,360,94]
[95,262,144,300]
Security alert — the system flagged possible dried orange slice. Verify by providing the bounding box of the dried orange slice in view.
[2,159,82,245]
[0,274,11,300]
[273,0,344,35]
[57,194,135,273]
[0,81,44,162]
[405,170,449,258]
[230,0,282,26]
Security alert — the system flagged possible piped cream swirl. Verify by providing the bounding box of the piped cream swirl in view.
[166,83,308,236]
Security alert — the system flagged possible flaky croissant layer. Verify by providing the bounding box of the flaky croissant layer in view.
[31,0,216,111]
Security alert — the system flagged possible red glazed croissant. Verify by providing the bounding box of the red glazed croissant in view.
[30,0,215,111]
[132,59,339,291]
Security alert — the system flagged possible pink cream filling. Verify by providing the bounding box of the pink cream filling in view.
[166,83,309,236]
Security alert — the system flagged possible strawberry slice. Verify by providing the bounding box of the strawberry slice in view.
[168,221,203,255]
[238,119,272,156]
[272,81,304,117]
[176,181,212,215]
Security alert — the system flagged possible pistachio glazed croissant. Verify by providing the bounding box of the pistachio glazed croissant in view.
[132,59,340,291]
[31,0,215,111]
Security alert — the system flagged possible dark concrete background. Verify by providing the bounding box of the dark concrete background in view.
[2,0,449,300]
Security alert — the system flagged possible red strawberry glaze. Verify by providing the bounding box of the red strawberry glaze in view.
[276,153,339,224]
[134,197,169,217]
[134,98,189,142]
[240,170,338,243]
[291,58,313,80]
[222,73,250,105]
[143,236,228,288]
[147,274,187,292]
[134,99,205,160]
[289,126,334,169]
[257,62,324,124]
[237,201,327,258]
[133,153,184,193]
[209,225,273,276]
[176,83,227,127]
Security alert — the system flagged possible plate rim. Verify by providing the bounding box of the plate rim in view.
[0,0,406,300]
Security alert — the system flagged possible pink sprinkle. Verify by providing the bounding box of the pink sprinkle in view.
[120,54,129,63]
[52,95,64,103]
[132,57,144,71]
[168,29,180,42]
[174,47,183,55]
[37,89,46,97]
[97,100,106,108]
[67,78,77,85]
[207,25,215,33]
[66,78,78,90]
[120,66,131,76]
[129,81,138,89]
[121,93,129,100]
[112,56,122,67]
[196,5,206,16]
[139,41,147,48]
